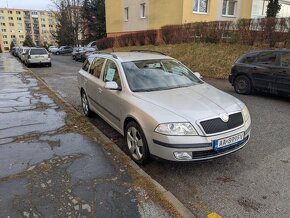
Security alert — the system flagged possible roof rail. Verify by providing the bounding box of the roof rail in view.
[95,51,118,59]
[130,50,166,56]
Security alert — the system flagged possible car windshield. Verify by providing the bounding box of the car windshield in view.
[30,49,47,55]
[122,59,203,92]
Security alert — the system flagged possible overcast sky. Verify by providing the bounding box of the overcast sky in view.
[0,0,53,10]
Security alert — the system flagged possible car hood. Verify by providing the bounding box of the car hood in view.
[133,83,244,123]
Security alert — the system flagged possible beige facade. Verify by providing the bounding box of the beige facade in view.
[0,8,57,52]
[106,0,254,36]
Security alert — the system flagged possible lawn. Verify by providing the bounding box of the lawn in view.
[114,43,264,79]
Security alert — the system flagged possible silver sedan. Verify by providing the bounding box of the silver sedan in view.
[77,51,251,164]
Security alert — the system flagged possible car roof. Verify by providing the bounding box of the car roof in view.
[89,52,174,62]
[245,49,290,55]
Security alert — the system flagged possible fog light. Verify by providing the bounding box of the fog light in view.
[174,152,192,160]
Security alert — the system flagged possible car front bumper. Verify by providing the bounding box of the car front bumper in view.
[148,121,251,161]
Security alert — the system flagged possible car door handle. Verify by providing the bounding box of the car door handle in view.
[98,88,103,93]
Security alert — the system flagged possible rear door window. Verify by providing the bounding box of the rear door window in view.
[89,58,106,78]
[255,52,278,65]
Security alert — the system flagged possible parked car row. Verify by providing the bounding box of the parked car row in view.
[12,46,51,67]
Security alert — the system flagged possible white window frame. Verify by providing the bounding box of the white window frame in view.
[140,3,146,18]
[222,0,237,17]
[124,7,129,21]
[193,0,209,14]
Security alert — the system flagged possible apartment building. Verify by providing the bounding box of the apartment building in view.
[105,0,253,37]
[0,8,57,52]
[251,0,290,18]
[106,0,290,36]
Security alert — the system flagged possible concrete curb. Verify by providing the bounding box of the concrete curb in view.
[25,66,195,218]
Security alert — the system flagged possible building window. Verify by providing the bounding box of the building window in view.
[42,24,46,28]
[8,17,13,20]
[222,0,237,16]
[17,23,23,28]
[19,35,24,39]
[140,3,146,18]
[193,0,209,13]
[8,11,13,14]
[9,23,14,27]
[1,23,5,26]
[18,30,22,33]
[10,29,14,33]
[11,35,15,38]
[124,7,129,21]
[0,16,4,20]
[3,35,7,38]
[4,41,8,44]
[49,24,53,28]
[0,10,3,14]
[41,18,46,22]
[1,29,6,32]
[17,17,22,21]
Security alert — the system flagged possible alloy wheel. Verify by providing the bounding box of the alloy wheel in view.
[82,92,89,115]
[127,126,144,161]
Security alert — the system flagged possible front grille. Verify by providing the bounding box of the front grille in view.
[200,112,243,135]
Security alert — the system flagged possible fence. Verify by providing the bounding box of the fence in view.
[96,17,290,49]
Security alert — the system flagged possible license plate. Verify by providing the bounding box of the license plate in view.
[213,132,244,150]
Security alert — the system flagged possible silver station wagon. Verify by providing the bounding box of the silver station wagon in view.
[77,51,251,164]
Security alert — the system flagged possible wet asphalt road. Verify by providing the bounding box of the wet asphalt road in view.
[0,54,170,218]
[30,54,290,217]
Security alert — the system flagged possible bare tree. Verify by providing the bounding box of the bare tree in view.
[50,0,83,46]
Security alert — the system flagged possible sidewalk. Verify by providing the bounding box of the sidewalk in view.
[0,53,174,217]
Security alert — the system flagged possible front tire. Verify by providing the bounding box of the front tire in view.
[125,121,150,165]
[234,75,252,95]
[81,91,93,117]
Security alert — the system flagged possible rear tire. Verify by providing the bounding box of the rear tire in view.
[125,121,150,165]
[81,90,93,117]
[234,75,252,95]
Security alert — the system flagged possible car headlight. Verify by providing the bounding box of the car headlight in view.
[242,106,250,122]
[155,123,198,136]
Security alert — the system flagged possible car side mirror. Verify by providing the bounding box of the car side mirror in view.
[104,81,120,90]
[194,72,203,79]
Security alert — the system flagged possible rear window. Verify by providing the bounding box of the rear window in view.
[30,49,48,55]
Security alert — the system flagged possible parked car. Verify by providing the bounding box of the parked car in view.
[72,47,84,60]
[11,47,19,56]
[229,49,290,96]
[48,46,58,53]
[54,46,73,55]
[75,50,97,62]
[78,51,251,164]
[23,47,51,67]
[19,47,31,62]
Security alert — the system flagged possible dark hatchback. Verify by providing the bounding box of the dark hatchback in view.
[229,49,290,96]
